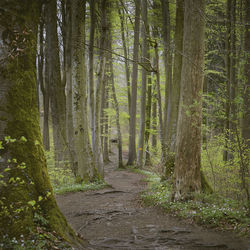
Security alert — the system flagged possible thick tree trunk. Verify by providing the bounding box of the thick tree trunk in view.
[127,0,140,166]
[46,0,67,164]
[0,1,78,243]
[136,0,149,168]
[173,0,205,201]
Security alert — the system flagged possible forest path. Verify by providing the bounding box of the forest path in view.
[56,155,249,250]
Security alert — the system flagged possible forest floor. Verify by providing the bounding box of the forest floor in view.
[56,154,250,250]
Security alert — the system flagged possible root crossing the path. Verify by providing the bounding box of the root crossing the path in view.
[56,160,249,249]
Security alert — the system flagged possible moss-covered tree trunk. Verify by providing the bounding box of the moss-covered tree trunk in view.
[0,0,78,243]
[173,0,205,201]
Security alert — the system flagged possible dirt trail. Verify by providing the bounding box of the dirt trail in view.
[56,159,250,250]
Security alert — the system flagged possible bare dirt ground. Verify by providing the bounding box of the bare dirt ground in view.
[56,156,250,250]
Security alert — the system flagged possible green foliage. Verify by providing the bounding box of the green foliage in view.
[0,228,72,250]
[201,133,250,202]
[45,151,108,194]
[141,170,250,235]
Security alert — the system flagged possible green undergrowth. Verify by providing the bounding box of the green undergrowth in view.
[0,224,72,250]
[135,168,250,236]
[45,151,108,195]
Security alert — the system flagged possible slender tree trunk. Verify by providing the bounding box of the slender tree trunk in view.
[93,0,108,177]
[152,84,157,149]
[108,36,124,168]
[65,0,77,174]
[242,0,250,148]
[152,29,165,162]
[38,9,50,151]
[145,66,152,165]
[161,0,172,146]
[0,1,79,244]
[127,0,141,166]
[46,0,67,164]
[72,0,96,181]
[101,63,110,163]
[167,0,184,151]
[118,3,131,114]
[173,0,205,201]
[89,0,96,149]
[137,0,149,168]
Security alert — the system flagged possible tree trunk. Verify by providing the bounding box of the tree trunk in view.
[65,0,77,174]
[38,8,50,151]
[151,84,157,149]
[0,1,79,244]
[242,0,250,148]
[46,0,67,164]
[101,63,110,163]
[223,0,236,161]
[152,28,165,162]
[161,0,172,147]
[89,0,96,149]
[93,0,108,177]
[173,0,205,201]
[108,35,124,168]
[127,0,141,166]
[145,66,152,165]
[136,0,149,168]
[72,0,96,181]
[118,2,131,114]
[167,0,184,151]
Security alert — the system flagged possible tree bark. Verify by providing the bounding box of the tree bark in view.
[173,0,205,201]
[136,0,149,168]
[72,0,96,181]
[127,0,141,166]
[65,0,77,174]
[46,0,67,164]
[145,66,152,165]
[108,35,124,168]
[118,2,131,114]
[0,1,79,243]
[38,7,50,151]
[93,0,108,177]
[167,0,184,151]
[89,0,96,149]
[242,0,250,147]
[161,0,173,146]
